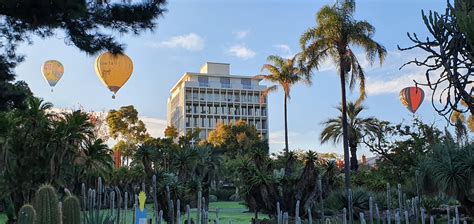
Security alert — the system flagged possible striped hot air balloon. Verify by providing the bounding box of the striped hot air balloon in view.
[400,87,424,113]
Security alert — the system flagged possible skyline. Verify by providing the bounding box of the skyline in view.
[13,0,450,156]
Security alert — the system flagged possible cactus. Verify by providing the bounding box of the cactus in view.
[34,184,61,224]
[197,191,202,224]
[153,175,159,224]
[18,204,36,224]
[295,200,300,224]
[63,196,81,224]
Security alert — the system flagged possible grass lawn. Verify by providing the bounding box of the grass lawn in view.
[0,201,266,224]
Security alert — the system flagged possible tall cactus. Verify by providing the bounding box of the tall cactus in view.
[63,196,81,224]
[18,204,36,224]
[34,184,61,224]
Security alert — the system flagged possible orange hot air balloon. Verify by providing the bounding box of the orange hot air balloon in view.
[400,87,424,113]
[94,52,133,99]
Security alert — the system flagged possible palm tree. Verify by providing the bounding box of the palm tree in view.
[320,102,380,171]
[255,55,310,153]
[299,0,386,190]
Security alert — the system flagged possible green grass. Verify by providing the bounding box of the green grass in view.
[0,201,264,224]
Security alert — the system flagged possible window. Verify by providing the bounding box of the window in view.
[220,78,231,88]
[198,76,209,87]
[241,78,252,89]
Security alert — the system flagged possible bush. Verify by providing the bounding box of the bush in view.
[209,195,218,202]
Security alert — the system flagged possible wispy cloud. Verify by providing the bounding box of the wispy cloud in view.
[273,44,295,59]
[366,72,425,96]
[233,30,249,39]
[149,33,204,51]
[227,44,256,60]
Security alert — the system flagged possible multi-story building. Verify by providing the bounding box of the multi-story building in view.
[167,62,268,140]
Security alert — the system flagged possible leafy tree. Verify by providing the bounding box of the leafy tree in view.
[299,0,386,190]
[254,54,309,153]
[164,125,179,139]
[399,1,473,119]
[363,118,445,184]
[106,105,149,165]
[0,0,167,111]
[320,102,380,171]
[207,120,267,158]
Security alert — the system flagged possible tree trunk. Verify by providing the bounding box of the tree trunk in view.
[339,61,352,224]
[338,66,352,191]
[349,144,358,171]
[284,95,289,154]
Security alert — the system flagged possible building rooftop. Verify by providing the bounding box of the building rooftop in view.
[170,62,263,93]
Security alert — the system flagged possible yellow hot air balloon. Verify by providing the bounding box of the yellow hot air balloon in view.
[94,52,133,99]
[41,60,64,92]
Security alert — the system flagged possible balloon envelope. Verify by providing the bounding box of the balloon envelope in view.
[94,52,133,97]
[41,60,64,87]
[400,87,424,113]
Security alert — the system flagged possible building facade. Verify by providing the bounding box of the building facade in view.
[167,62,268,140]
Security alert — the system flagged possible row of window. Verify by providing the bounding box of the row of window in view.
[185,105,267,116]
[197,77,252,89]
[185,117,267,130]
[185,91,263,103]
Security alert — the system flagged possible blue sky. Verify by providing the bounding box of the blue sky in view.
[14,0,449,156]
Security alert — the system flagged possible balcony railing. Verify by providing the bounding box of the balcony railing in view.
[184,81,266,90]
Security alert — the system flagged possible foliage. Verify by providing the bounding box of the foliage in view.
[362,118,445,184]
[399,1,473,119]
[107,105,149,165]
[164,125,179,139]
[320,102,380,171]
[0,97,113,216]
[208,120,267,158]
[417,141,474,214]
[325,188,370,219]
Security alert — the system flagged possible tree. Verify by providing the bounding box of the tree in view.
[207,120,267,158]
[418,142,474,214]
[254,55,309,153]
[299,0,386,191]
[164,125,179,139]
[106,105,149,165]
[320,102,380,171]
[399,1,473,120]
[0,0,167,110]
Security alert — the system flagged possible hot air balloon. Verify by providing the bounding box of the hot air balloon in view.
[400,86,424,113]
[94,52,133,99]
[41,60,64,92]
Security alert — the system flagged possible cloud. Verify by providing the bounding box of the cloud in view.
[141,117,167,138]
[233,30,249,39]
[150,33,204,51]
[273,44,295,59]
[227,44,256,60]
[366,72,426,96]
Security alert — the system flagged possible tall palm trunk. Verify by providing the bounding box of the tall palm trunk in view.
[338,65,351,191]
[339,57,353,224]
[284,95,289,154]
